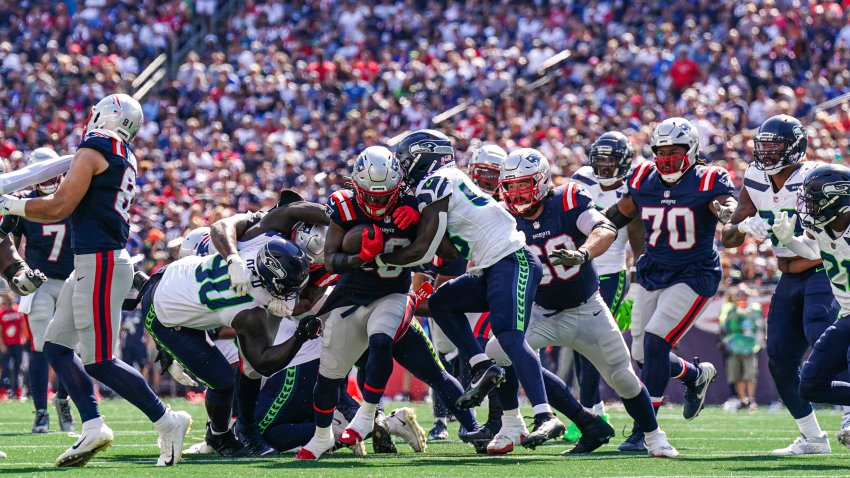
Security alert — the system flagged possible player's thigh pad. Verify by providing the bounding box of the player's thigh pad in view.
[629,283,658,363]
[428,319,456,355]
[571,292,641,398]
[72,251,134,364]
[43,273,79,351]
[524,305,569,351]
[319,304,369,379]
[26,278,64,352]
[645,283,710,347]
[365,293,408,339]
[215,339,240,365]
[485,336,511,366]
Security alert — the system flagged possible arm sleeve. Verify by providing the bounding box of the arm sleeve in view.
[0,155,72,195]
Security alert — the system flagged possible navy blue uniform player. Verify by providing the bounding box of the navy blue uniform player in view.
[0,94,192,467]
[604,118,736,451]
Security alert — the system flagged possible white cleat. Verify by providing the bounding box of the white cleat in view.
[157,408,193,466]
[55,420,114,467]
[839,413,850,449]
[387,408,427,453]
[295,431,336,461]
[771,433,831,456]
[645,430,679,458]
[184,441,215,455]
[486,421,529,455]
[331,410,365,456]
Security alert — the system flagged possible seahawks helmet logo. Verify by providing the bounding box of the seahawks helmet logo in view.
[261,248,288,280]
[409,141,454,157]
[823,182,850,196]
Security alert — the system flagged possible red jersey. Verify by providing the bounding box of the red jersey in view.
[0,306,26,346]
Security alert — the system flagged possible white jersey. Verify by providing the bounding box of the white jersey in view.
[154,234,283,330]
[571,166,628,275]
[809,226,850,317]
[415,166,525,271]
[744,161,821,258]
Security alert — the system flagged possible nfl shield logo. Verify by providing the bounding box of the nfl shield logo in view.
[663,190,670,198]
[533,221,540,229]
[384,216,392,224]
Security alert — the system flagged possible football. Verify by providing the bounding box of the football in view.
[341,224,370,254]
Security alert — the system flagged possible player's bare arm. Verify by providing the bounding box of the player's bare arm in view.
[324,220,365,273]
[375,197,449,268]
[0,234,45,295]
[210,213,255,258]
[626,216,646,257]
[292,284,326,317]
[231,307,319,376]
[721,187,757,248]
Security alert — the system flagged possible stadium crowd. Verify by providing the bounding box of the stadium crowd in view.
[0,0,849,397]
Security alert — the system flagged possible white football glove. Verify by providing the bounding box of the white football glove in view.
[712,200,735,225]
[12,268,46,295]
[549,248,590,266]
[0,194,27,217]
[267,297,293,317]
[226,254,251,296]
[167,362,198,387]
[772,211,797,245]
[736,215,770,240]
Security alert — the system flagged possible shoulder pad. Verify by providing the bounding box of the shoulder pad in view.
[328,189,358,222]
[571,167,598,187]
[561,182,593,211]
[698,165,727,192]
[627,161,655,190]
[743,165,770,192]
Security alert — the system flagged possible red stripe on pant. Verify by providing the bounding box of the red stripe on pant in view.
[473,312,490,338]
[393,294,416,342]
[104,251,114,361]
[664,296,709,346]
[93,252,114,363]
[93,254,103,362]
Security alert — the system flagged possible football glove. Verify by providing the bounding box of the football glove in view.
[267,297,293,317]
[772,210,797,245]
[226,253,251,296]
[13,268,46,295]
[712,200,735,225]
[549,248,589,266]
[392,205,420,230]
[358,224,384,263]
[154,349,196,386]
[736,215,769,240]
[295,314,322,340]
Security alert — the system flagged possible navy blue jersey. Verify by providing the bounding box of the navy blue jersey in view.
[11,191,74,280]
[413,256,467,280]
[627,162,734,297]
[71,129,137,254]
[321,189,417,308]
[514,183,600,310]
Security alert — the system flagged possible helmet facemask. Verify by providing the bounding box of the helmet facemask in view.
[470,163,500,194]
[653,144,694,183]
[353,183,401,220]
[500,173,546,215]
[590,154,626,187]
[754,137,797,175]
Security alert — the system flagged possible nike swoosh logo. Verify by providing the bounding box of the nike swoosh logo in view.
[815,267,825,273]
[592,310,603,316]
[598,276,611,281]
[164,444,175,466]
[76,276,85,282]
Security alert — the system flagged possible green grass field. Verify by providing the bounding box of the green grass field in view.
[2,399,850,477]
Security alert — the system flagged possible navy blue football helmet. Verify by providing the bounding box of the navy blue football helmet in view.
[798,164,850,229]
[753,115,807,175]
[589,131,634,186]
[394,129,454,187]
[255,236,310,300]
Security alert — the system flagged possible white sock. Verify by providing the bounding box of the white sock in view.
[592,402,606,416]
[82,416,104,431]
[502,408,523,427]
[644,428,661,441]
[796,412,823,439]
[153,409,173,432]
[314,425,333,442]
[470,353,491,368]
[532,404,552,415]
[356,402,378,423]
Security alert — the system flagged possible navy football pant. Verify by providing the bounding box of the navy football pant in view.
[429,248,548,407]
[800,317,850,406]
[767,268,837,419]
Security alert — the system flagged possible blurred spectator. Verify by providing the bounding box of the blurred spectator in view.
[0,293,26,400]
[719,285,766,412]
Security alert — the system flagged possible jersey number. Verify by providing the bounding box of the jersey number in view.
[458,181,491,207]
[195,255,254,310]
[114,167,135,222]
[642,207,695,250]
[376,238,411,279]
[821,251,850,292]
[42,224,66,262]
[758,209,803,247]
[527,235,579,285]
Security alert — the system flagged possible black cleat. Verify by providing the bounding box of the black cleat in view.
[562,415,615,454]
[617,427,646,452]
[234,421,278,456]
[371,410,397,454]
[428,420,449,441]
[521,415,565,450]
[459,425,494,454]
[683,359,717,420]
[206,423,251,457]
[54,397,75,432]
[33,409,50,433]
[456,361,505,409]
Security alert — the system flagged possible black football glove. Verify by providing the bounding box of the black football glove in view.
[295,314,323,340]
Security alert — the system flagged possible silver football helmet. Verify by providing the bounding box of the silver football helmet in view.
[26,147,62,195]
[83,93,143,143]
[649,117,699,183]
[351,146,403,219]
[179,227,218,258]
[469,144,508,194]
[499,148,551,215]
[291,221,327,263]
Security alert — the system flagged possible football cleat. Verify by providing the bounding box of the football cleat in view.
[459,425,492,454]
[296,430,336,461]
[771,434,831,456]
[486,420,529,455]
[54,397,75,432]
[55,420,113,467]
[32,409,49,433]
[371,410,397,454]
[156,408,192,466]
[183,441,215,455]
[618,427,646,452]
[683,360,717,420]
[562,415,614,454]
[205,423,250,457]
[456,361,504,409]
[387,408,427,453]
[234,421,277,457]
[563,413,609,443]
[645,430,679,458]
[839,413,850,449]
[521,415,565,450]
[428,420,449,441]
[339,410,375,448]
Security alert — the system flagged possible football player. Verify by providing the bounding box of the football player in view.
[721,115,842,455]
[0,94,191,467]
[485,148,677,457]
[565,131,638,440]
[776,164,850,450]
[468,144,508,197]
[375,130,565,450]
[0,148,75,433]
[604,118,735,451]
[142,234,318,456]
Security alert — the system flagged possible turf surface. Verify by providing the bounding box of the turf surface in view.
[2,399,850,477]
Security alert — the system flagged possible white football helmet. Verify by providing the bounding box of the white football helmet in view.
[26,147,62,194]
[469,144,508,194]
[291,221,327,263]
[83,93,143,143]
[179,227,218,258]
[498,148,551,215]
[351,146,403,219]
[649,117,699,183]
